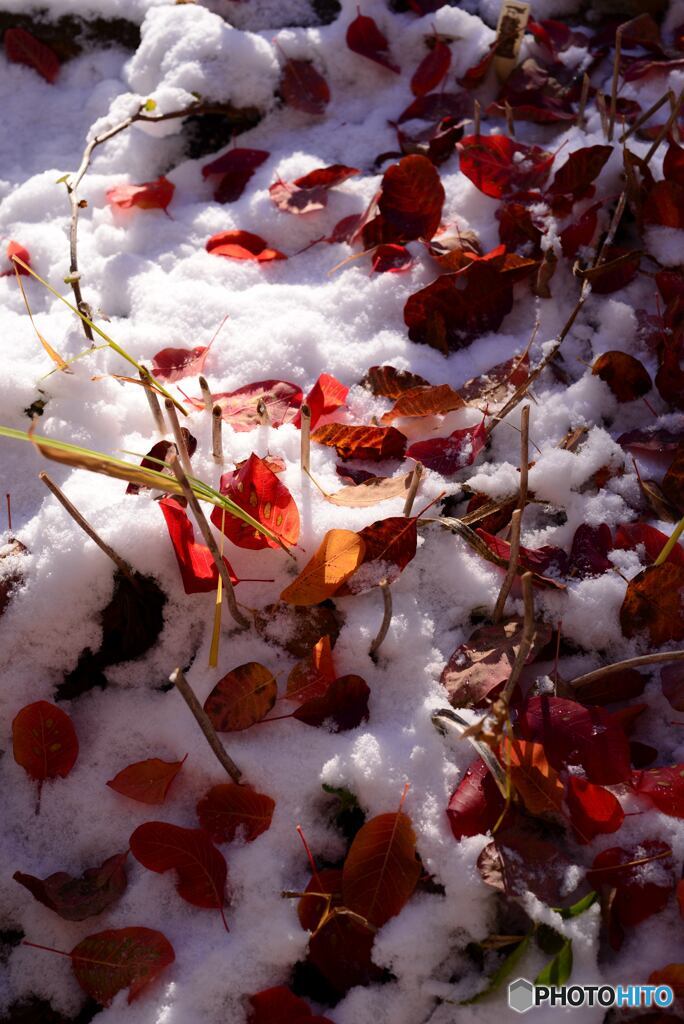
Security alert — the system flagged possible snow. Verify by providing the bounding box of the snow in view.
[1,0,684,1022]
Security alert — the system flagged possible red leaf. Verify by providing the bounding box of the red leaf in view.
[106,757,186,805]
[411,40,451,97]
[196,783,275,843]
[160,497,239,595]
[248,986,334,1023]
[342,811,420,926]
[201,148,269,202]
[664,136,684,187]
[325,213,363,244]
[587,840,673,946]
[475,528,568,585]
[280,59,330,115]
[294,164,359,190]
[371,243,413,274]
[210,453,300,550]
[547,145,613,196]
[565,776,624,843]
[129,822,228,916]
[620,563,684,646]
[311,423,407,461]
[346,11,399,73]
[584,245,640,294]
[381,383,464,424]
[633,764,684,817]
[125,434,197,496]
[106,177,174,212]
[559,202,600,258]
[151,346,210,383]
[293,674,370,731]
[406,419,487,475]
[397,91,470,126]
[457,135,553,199]
[307,910,380,993]
[206,230,286,261]
[69,927,174,1004]
[1,240,31,277]
[568,523,613,577]
[447,757,506,840]
[12,701,78,783]
[377,155,444,242]
[457,44,495,89]
[4,27,59,83]
[186,379,303,430]
[643,180,684,229]
[648,965,684,999]
[339,514,418,593]
[614,522,684,567]
[14,853,128,921]
[286,636,336,703]
[592,351,651,402]
[298,867,343,932]
[300,372,348,430]
[204,662,277,731]
[269,178,328,215]
[517,696,632,785]
[661,663,684,710]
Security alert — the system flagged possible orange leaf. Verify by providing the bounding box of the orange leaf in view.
[280,530,366,605]
[380,383,464,424]
[203,663,277,731]
[286,636,335,702]
[311,423,407,461]
[342,811,421,927]
[106,756,186,805]
[501,736,564,817]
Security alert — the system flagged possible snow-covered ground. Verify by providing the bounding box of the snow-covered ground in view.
[2,0,684,1022]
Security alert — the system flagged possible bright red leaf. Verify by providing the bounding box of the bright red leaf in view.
[377,155,444,242]
[447,757,506,840]
[565,775,624,843]
[406,418,487,475]
[210,453,299,550]
[372,244,413,274]
[1,240,31,277]
[299,372,348,430]
[339,514,418,593]
[4,27,59,83]
[151,344,212,383]
[614,522,684,567]
[411,40,451,97]
[458,135,553,199]
[106,757,186,805]
[559,202,600,258]
[346,11,399,73]
[633,764,684,817]
[280,59,330,115]
[201,148,269,203]
[206,230,286,262]
[196,783,275,843]
[342,811,420,927]
[160,497,240,595]
[106,177,174,212]
[12,701,78,785]
[14,853,128,921]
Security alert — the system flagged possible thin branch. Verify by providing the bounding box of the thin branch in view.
[369,581,392,658]
[199,375,213,412]
[170,667,242,783]
[139,368,166,433]
[500,572,534,704]
[300,404,311,474]
[493,508,522,623]
[644,88,683,164]
[165,399,193,477]
[608,26,622,142]
[168,453,249,629]
[518,404,530,513]
[655,513,684,565]
[40,472,137,583]
[212,405,224,463]
[577,73,590,127]
[569,650,684,690]
[620,90,671,142]
[474,99,481,135]
[403,463,423,516]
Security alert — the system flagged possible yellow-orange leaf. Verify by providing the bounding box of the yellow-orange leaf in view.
[502,736,564,817]
[280,529,366,605]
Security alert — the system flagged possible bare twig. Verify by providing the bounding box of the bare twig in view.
[645,89,683,164]
[474,99,481,135]
[518,404,530,513]
[500,573,534,703]
[671,91,682,144]
[168,453,249,629]
[300,404,311,475]
[431,708,508,795]
[570,650,684,690]
[40,472,137,583]
[165,399,193,477]
[493,509,522,623]
[596,90,609,138]
[504,100,515,137]
[577,73,590,127]
[620,90,671,142]
[403,463,423,516]
[170,667,242,783]
[212,405,223,463]
[369,581,392,658]
[199,375,213,412]
[139,369,166,433]
[608,26,622,141]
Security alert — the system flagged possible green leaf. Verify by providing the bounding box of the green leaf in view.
[535,924,565,956]
[553,891,597,920]
[535,939,572,987]
[462,935,531,1004]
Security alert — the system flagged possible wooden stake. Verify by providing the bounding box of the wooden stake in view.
[40,472,137,583]
[165,398,193,477]
[212,405,223,463]
[577,73,590,128]
[608,26,622,142]
[403,463,423,517]
[492,508,522,623]
[370,581,392,659]
[167,452,249,629]
[500,572,534,703]
[300,404,311,474]
[474,99,481,136]
[199,375,212,412]
[139,368,166,434]
[170,667,242,783]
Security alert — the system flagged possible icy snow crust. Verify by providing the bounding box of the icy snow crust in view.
[2,0,684,1022]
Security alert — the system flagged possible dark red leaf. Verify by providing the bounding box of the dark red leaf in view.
[280,59,330,114]
[447,757,506,840]
[476,528,568,586]
[559,202,600,258]
[614,522,684,567]
[377,155,444,242]
[14,853,128,921]
[664,136,684,187]
[478,828,580,906]
[307,909,380,993]
[293,674,370,731]
[294,164,358,190]
[585,246,641,294]
[196,783,275,843]
[371,243,413,274]
[204,662,277,732]
[517,695,632,785]
[160,497,239,594]
[68,926,174,1004]
[397,91,471,126]
[298,867,343,932]
[129,822,228,915]
[325,214,363,244]
[406,418,487,475]
[106,177,174,212]
[186,379,302,430]
[411,40,451,97]
[592,351,652,401]
[573,668,647,706]
[643,180,684,228]
[4,27,59,83]
[12,701,78,783]
[457,44,496,89]
[201,148,269,203]
[568,523,613,577]
[346,11,399,73]
[458,135,553,199]
[311,423,407,461]
[565,776,624,843]
[206,230,286,261]
[106,757,186,805]
[548,145,613,196]
[125,435,197,496]
[620,563,684,646]
[286,636,336,703]
[661,663,684,710]
[210,453,299,550]
[587,840,673,947]
[248,986,334,1023]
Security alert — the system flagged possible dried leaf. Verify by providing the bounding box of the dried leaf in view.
[203,663,277,731]
[502,737,564,817]
[620,563,684,646]
[14,853,127,922]
[592,351,652,402]
[326,471,414,507]
[106,757,186,805]
[362,365,430,398]
[311,423,407,461]
[293,674,370,731]
[381,384,464,424]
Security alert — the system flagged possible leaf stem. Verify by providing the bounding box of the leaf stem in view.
[170,666,243,783]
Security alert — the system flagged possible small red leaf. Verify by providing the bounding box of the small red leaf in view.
[614,522,684,567]
[204,662,277,731]
[210,453,300,550]
[458,135,553,199]
[129,822,228,914]
[12,701,78,783]
[346,11,399,73]
[406,419,487,475]
[342,811,420,927]
[280,59,330,115]
[151,345,210,383]
[457,44,496,89]
[293,674,370,731]
[14,853,128,921]
[565,776,624,843]
[311,423,407,461]
[371,243,413,274]
[269,178,328,215]
[160,497,239,595]
[4,27,59,83]
[300,372,348,430]
[206,230,286,261]
[547,145,613,196]
[69,926,174,1004]
[1,240,31,277]
[377,155,445,242]
[248,986,334,1023]
[339,514,418,594]
[294,164,358,190]
[559,202,600,258]
[587,840,673,947]
[411,40,451,97]
[106,177,174,212]
[568,523,613,578]
[201,148,269,202]
[196,783,275,843]
[643,180,684,229]
[106,757,186,805]
[447,757,506,840]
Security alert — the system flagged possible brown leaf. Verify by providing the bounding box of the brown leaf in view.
[326,471,415,507]
[380,384,464,424]
[361,365,430,398]
[620,563,684,646]
[280,530,366,605]
[342,811,420,927]
[14,853,127,921]
[311,423,407,461]
[253,602,341,656]
[203,663,277,731]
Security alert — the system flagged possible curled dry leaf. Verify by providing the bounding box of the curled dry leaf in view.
[281,529,366,605]
[14,853,128,922]
[203,662,277,731]
[12,701,78,784]
[380,384,464,424]
[280,59,330,115]
[4,27,59,83]
[126,435,197,496]
[210,453,300,550]
[311,423,407,461]
[362,364,430,398]
[206,230,286,262]
[342,811,421,927]
[68,926,175,1005]
[196,783,275,843]
[298,867,343,931]
[106,757,186,805]
[326,470,415,507]
[592,351,652,402]
[477,829,581,906]
[620,563,684,646]
[106,177,174,212]
[129,822,228,915]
